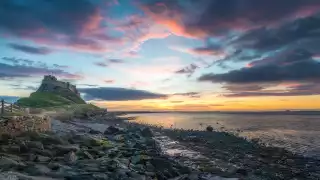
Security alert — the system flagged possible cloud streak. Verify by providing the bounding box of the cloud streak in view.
[8,43,53,55]
[79,87,168,101]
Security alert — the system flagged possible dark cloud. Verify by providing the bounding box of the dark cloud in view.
[77,84,98,87]
[53,64,69,69]
[190,43,224,55]
[224,83,320,97]
[0,96,20,103]
[2,57,34,66]
[0,0,99,35]
[175,64,199,77]
[0,62,82,80]
[233,16,320,51]
[173,92,201,98]
[94,58,125,67]
[142,0,320,38]
[8,43,53,55]
[79,87,168,101]
[223,84,265,92]
[248,49,313,67]
[94,62,108,67]
[0,0,118,53]
[199,60,320,84]
[107,59,125,64]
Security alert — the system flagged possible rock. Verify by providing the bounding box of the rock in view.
[104,126,120,135]
[40,134,68,145]
[168,174,189,180]
[141,127,153,137]
[0,156,21,167]
[36,155,51,162]
[114,134,125,142]
[64,151,77,163]
[30,148,53,157]
[236,168,248,176]
[27,141,44,150]
[0,134,13,144]
[54,144,79,155]
[0,171,60,180]
[0,172,18,180]
[150,157,171,168]
[26,164,52,176]
[82,150,94,159]
[18,141,29,153]
[89,129,101,134]
[286,158,295,165]
[28,154,37,161]
[206,126,214,132]
[7,145,21,154]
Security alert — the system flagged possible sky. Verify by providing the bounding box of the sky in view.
[1,0,320,111]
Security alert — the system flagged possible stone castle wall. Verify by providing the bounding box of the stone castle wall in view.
[38,75,79,96]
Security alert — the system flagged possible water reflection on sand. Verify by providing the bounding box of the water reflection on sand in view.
[129,112,320,157]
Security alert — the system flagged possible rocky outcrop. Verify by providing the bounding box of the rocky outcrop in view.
[37,75,80,97]
[0,116,51,136]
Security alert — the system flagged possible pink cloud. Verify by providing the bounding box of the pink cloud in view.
[104,79,115,84]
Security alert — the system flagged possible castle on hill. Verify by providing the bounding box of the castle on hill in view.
[37,75,80,96]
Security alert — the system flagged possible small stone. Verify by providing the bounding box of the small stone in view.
[64,151,77,163]
[83,150,94,159]
[36,155,51,162]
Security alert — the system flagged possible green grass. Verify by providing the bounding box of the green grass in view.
[16,92,86,108]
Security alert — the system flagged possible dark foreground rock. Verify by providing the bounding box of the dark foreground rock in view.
[1,121,229,180]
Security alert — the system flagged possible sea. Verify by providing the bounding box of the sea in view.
[128,112,320,158]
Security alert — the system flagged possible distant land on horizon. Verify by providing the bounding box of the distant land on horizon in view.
[119,110,320,115]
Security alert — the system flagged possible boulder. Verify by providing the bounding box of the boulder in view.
[64,151,77,163]
[206,126,214,132]
[141,127,153,137]
[104,126,120,135]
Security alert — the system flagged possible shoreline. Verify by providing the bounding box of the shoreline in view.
[126,120,320,179]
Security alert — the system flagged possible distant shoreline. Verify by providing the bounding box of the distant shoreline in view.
[116,110,320,115]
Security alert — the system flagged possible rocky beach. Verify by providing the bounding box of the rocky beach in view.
[0,110,319,180]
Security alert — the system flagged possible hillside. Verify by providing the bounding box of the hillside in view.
[16,92,86,108]
[16,75,86,108]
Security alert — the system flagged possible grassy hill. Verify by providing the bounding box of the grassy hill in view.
[17,91,86,108]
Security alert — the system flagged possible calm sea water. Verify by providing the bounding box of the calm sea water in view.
[129,112,320,157]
